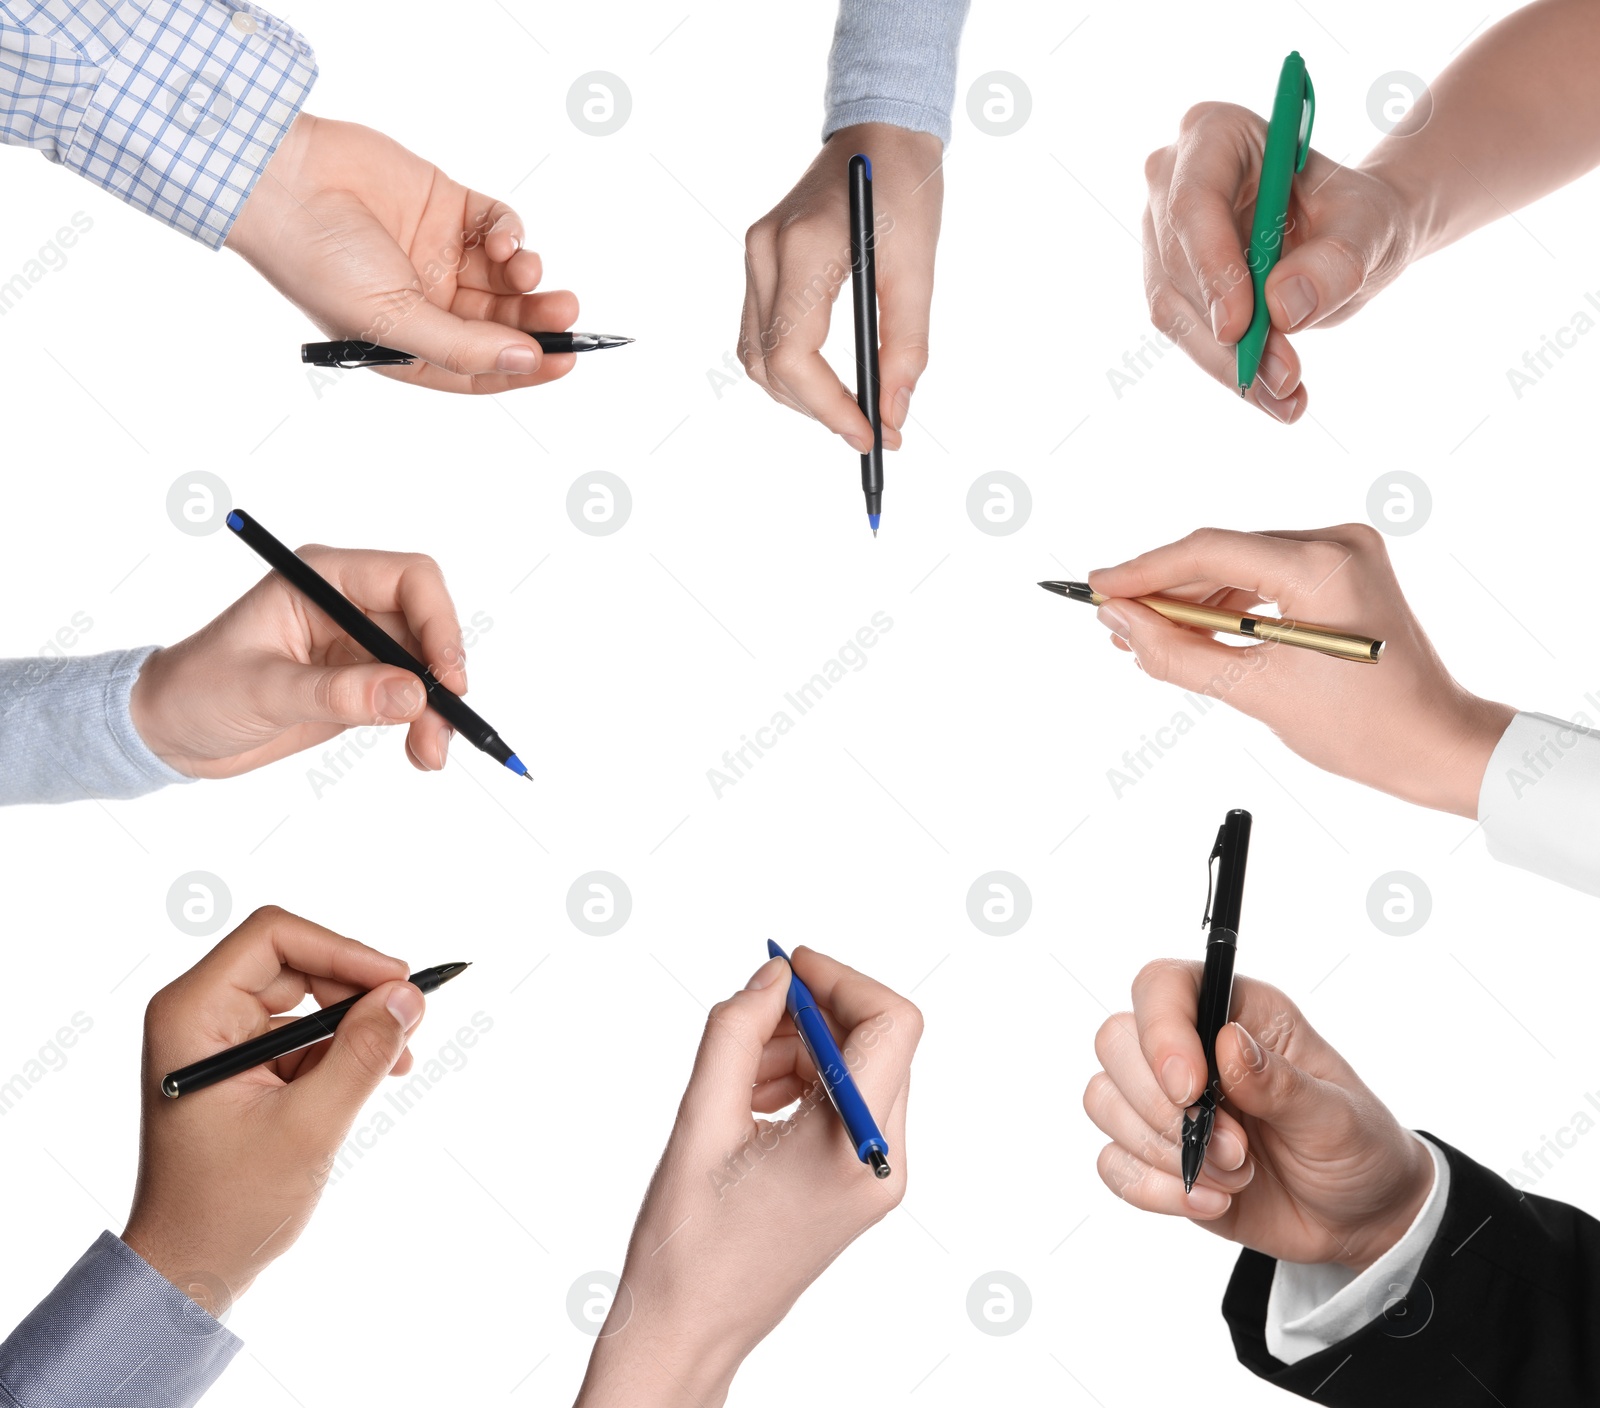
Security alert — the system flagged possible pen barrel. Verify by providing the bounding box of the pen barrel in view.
[1135,596,1382,663]
[1239,52,1309,386]
[163,993,359,1097]
[793,1004,888,1162]
[1195,933,1238,1094]
[847,155,883,498]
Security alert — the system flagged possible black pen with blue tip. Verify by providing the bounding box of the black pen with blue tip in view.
[847,153,884,537]
[768,940,891,1178]
[225,510,532,780]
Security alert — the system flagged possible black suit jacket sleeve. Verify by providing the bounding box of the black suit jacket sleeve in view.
[1221,1132,1600,1406]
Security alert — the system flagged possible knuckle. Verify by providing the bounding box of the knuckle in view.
[1176,101,1220,135]
[1146,287,1193,342]
[1092,1013,1130,1069]
[1143,145,1173,186]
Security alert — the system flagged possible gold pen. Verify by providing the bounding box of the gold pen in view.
[1038,581,1383,664]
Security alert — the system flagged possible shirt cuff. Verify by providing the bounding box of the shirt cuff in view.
[823,0,971,145]
[1477,710,1600,897]
[61,0,316,248]
[0,1232,241,1408]
[1265,1135,1450,1365]
[0,647,194,806]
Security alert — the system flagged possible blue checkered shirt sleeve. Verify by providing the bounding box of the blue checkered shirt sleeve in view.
[0,0,316,247]
[0,1232,242,1408]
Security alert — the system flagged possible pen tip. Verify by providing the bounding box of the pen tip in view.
[1238,387,1247,398]
[868,1150,891,1179]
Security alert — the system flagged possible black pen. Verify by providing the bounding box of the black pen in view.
[161,963,470,1097]
[1183,808,1252,1193]
[301,333,634,369]
[226,510,532,780]
[847,153,883,537]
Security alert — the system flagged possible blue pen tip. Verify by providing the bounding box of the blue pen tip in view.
[505,754,530,778]
[867,513,881,533]
[226,511,244,532]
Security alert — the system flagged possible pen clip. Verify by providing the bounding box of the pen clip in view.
[1201,824,1225,928]
[1295,70,1316,173]
[300,341,417,369]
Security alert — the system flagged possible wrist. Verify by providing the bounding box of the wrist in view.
[120,1219,245,1321]
[225,112,316,264]
[127,646,193,777]
[1336,1136,1436,1274]
[824,121,942,161]
[574,1275,745,1408]
[1436,694,1518,818]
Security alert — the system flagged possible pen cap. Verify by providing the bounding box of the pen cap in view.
[1207,809,1252,937]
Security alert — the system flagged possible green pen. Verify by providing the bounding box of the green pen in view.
[1237,51,1315,396]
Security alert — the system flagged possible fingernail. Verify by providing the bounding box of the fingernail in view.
[1274,275,1317,330]
[1213,1128,1247,1171]
[1160,1056,1194,1106]
[1208,300,1228,343]
[844,433,870,454]
[1097,601,1132,638]
[436,729,451,767]
[1234,1022,1266,1073]
[1256,386,1296,423]
[376,678,424,722]
[1187,1185,1231,1217]
[497,345,539,375]
[386,983,424,1029]
[746,956,785,990]
[1258,350,1291,398]
[891,386,912,428]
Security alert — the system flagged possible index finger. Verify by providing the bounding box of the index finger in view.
[789,945,922,1106]
[1129,958,1208,1107]
[298,546,467,693]
[1165,115,1260,344]
[1088,527,1344,608]
[179,906,409,1011]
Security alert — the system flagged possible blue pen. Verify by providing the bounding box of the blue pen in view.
[767,940,891,1178]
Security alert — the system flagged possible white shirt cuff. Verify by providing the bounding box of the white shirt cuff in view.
[1264,1135,1449,1365]
[1477,710,1600,898]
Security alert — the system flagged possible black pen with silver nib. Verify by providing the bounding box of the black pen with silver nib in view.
[1182,809,1252,1194]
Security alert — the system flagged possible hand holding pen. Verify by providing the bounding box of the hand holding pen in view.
[1081,525,1517,818]
[122,907,432,1317]
[1084,961,1434,1273]
[574,945,921,1408]
[130,541,473,777]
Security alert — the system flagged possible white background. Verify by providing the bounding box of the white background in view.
[2,2,1598,1405]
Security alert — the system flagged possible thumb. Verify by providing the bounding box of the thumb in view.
[1265,217,1384,333]
[263,660,428,730]
[1215,1021,1330,1142]
[291,982,423,1128]
[876,269,932,435]
[678,956,791,1129]
[388,301,544,378]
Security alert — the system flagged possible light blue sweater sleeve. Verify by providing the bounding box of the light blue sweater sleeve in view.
[0,1232,241,1408]
[824,0,972,145]
[0,648,192,805]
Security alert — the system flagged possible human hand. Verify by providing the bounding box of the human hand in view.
[226,114,580,394]
[122,906,425,1314]
[1142,103,1418,422]
[1085,960,1434,1273]
[1087,524,1516,816]
[574,947,922,1407]
[130,545,469,779]
[741,123,943,453]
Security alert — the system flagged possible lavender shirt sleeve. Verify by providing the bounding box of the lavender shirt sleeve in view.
[0,1232,241,1408]
[824,0,972,144]
[0,649,192,805]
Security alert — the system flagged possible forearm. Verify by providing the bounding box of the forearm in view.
[0,1233,240,1408]
[1225,1134,1600,1403]
[824,0,972,144]
[0,649,191,805]
[1362,0,1600,258]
